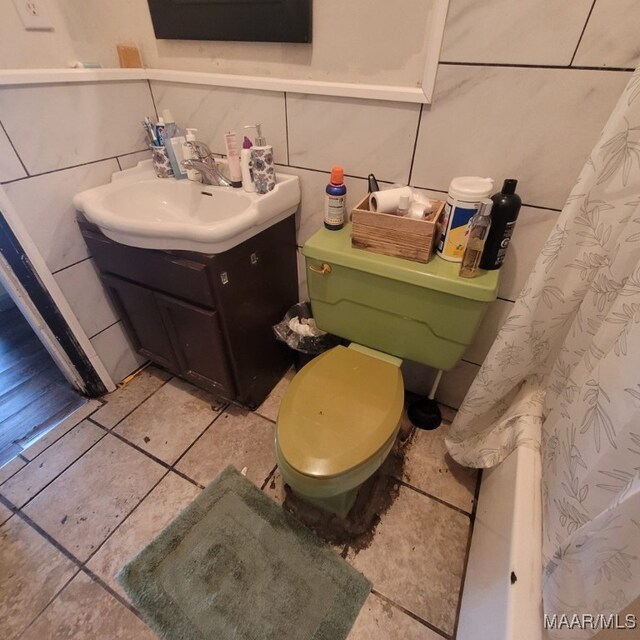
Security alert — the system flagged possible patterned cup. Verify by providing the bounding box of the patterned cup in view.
[150,144,173,178]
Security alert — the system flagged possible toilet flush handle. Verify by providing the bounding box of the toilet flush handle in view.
[309,263,332,275]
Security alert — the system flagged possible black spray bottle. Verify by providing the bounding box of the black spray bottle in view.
[480,179,522,270]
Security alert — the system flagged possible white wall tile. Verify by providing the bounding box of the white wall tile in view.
[150,82,288,164]
[463,298,514,366]
[573,0,640,69]
[412,65,630,210]
[0,125,25,182]
[53,259,119,339]
[287,93,420,183]
[0,81,154,174]
[4,160,119,273]
[441,0,592,66]
[90,321,146,385]
[117,150,151,171]
[499,205,559,301]
[296,248,307,302]
[401,359,479,409]
[277,165,368,246]
[437,360,480,409]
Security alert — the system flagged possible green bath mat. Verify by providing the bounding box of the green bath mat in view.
[118,466,371,640]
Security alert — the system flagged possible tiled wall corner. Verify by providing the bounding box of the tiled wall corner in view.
[286,93,420,184]
[117,150,152,171]
[440,0,592,66]
[0,125,25,182]
[278,164,368,248]
[411,65,631,210]
[4,160,119,273]
[0,81,154,175]
[0,81,155,386]
[90,322,146,385]
[53,259,118,340]
[149,82,288,164]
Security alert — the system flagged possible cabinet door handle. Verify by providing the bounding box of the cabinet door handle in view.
[309,263,332,275]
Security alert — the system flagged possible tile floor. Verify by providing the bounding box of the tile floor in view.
[0,365,479,640]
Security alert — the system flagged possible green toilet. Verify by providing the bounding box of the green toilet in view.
[275,225,499,517]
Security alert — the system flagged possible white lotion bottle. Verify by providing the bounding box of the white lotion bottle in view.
[182,128,201,182]
[244,124,275,194]
[223,131,243,188]
[240,135,256,193]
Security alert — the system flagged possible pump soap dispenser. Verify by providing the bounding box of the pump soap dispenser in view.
[244,124,275,194]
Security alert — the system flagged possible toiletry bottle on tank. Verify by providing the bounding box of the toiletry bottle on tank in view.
[437,176,494,262]
[480,179,522,270]
[324,166,347,230]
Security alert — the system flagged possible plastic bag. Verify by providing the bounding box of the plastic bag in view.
[273,302,340,354]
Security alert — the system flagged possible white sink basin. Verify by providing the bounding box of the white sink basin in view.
[73,160,300,253]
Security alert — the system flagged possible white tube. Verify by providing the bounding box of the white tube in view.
[224,131,242,185]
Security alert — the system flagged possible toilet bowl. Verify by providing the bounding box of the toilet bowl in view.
[275,344,404,518]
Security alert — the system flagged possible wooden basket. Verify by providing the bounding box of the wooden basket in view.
[350,194,445,263]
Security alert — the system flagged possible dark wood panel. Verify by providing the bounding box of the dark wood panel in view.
[81,225,216,309]
[157,293,236,397]
[101,274,179,371]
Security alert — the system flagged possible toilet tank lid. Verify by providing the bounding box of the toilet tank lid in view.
[303,225,500,302]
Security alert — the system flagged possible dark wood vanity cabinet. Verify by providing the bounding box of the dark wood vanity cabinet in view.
[79,216,298,409]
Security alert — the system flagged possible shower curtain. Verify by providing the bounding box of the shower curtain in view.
[446,68,640,638]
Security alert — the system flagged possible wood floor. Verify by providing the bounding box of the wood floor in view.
[0,304,86,465]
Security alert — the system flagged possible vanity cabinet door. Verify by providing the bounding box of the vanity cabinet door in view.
[101,274,179,371]
[156,293,236,398]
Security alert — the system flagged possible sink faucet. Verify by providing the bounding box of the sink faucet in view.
[182,141,234,187]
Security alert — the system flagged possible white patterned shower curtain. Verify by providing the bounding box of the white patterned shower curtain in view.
[446,68,640,638]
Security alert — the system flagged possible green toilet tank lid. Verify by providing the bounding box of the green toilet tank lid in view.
[302,225,500,303]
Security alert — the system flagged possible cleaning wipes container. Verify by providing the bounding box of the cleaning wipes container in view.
[437,176,494,262]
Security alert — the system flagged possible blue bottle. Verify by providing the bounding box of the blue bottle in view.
[324,166,347,231]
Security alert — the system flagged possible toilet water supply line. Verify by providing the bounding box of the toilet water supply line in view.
[428,369,443,401]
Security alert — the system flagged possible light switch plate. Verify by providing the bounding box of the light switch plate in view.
[12,0,54,31]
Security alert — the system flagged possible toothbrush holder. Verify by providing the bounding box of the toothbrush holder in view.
[150,144,173,178]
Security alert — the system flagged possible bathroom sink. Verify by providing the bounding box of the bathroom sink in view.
[73,160,300,253]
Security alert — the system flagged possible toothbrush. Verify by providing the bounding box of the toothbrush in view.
[142,117,158,145]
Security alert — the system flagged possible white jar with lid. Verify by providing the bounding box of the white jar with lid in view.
[437,176,494,262]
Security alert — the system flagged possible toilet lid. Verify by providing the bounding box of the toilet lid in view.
[277,346,404,478]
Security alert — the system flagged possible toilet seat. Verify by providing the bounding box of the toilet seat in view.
[276,345,404,480]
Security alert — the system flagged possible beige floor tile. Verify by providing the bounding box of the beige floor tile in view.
[21,399,101,460]
[87,471,200,598]
[0,516,78,640]
[175,405,276,488]
[255,367,295,422]
[92,366,171,429]
[347,486,470,636]
[21,571,157,640]
[1,421,105,508]
[114,377,224,465]
[348,593,442,639]
[0,456,25,485]
[0,501,14,525]
[23,434,166,562]
[403,422,478,513]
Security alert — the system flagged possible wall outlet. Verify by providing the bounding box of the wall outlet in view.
[12,0,54,31]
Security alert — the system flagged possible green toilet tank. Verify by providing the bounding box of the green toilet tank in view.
[303,224,500,371]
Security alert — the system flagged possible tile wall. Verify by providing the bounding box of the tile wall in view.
[0,0,637,402]
[0,80,154,384]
